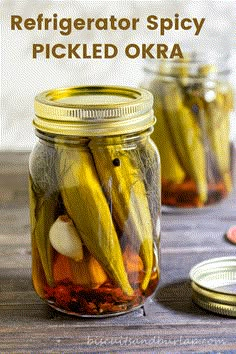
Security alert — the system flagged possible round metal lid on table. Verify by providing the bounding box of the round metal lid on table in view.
[189,257,236,317]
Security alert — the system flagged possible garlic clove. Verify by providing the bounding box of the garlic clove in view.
[49,215,83,261]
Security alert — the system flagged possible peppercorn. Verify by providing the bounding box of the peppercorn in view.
[112,158,121,167]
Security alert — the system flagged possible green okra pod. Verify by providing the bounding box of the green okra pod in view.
[149,79,186,184]
[163,83,208,204]
[32,191,58,286]
[204,90,232,192]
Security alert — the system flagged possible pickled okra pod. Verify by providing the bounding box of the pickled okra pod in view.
[203,90,232,192]
[29,143,59,286]
[89,137,155,291]
[57,144,134,296]
[29,181,57,286]
[149,80,186,184]
[184,89,223,186]
[198,64,232,192]
[163,83,208,204]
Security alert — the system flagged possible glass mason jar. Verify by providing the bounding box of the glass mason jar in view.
[142,54,234,209]
[29,86,161,317]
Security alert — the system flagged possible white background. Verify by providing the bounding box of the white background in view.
[0,0,235,150]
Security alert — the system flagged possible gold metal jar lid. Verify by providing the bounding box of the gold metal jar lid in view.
[34,86,155,136]
[190,257,236,317]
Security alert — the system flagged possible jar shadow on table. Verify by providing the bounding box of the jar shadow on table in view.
[153,279,209,316]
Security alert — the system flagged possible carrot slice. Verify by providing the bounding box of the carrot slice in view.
[53,254,73,282]
[123,245,144,273]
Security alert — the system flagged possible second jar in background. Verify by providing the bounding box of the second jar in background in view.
[143,55,234,208]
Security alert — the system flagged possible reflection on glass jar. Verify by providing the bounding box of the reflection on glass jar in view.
[143,55,234,208]
[29,86,161,317]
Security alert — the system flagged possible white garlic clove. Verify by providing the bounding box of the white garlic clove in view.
[49,215,83,261]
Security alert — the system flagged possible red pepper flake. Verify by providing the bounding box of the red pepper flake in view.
[43,277,159,316]
[46,287,131,315]
[226,226,236,244]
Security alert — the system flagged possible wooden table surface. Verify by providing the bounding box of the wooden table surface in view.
[0,151,236,353]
